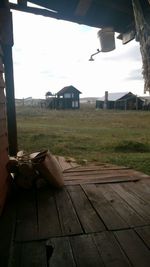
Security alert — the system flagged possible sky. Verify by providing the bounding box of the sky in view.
[11,5,147,99]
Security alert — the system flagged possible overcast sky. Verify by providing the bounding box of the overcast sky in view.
[11,8,146,99]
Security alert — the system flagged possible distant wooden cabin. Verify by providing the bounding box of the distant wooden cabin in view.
[46,85,82,110]
[96,92,145,110]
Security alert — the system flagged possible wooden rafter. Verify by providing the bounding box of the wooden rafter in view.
[75,0,93,16]
[95,0,133,15]
[9,1,135,33]
[9,3,62,19]
[17,0,27,7]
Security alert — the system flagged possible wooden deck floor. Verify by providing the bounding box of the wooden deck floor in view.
[0,158,150,267]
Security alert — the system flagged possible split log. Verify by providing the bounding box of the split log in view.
[7,150,64,189]
[6,157,18,173]
[14,162,38,189]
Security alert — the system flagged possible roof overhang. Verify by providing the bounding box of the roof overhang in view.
[8,1,150,34]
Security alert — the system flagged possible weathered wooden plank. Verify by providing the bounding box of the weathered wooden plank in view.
[64,166,129,177]
[0,135,8,152]
[0,75,5,88]
[139,179,150,190]
[63,168,148,181]
[0,148,9,166]
[0,10,13,46]
[0,45,3,56]
[64,176,140,185]
[65,157,79,169]
[114,229,150,267]
[37,187,61,239]
[0,150,9,177]
[82,184,128,230]
[54,188,83,236]
[122,30,136,44]
[75,0,92,16]
[0,175,10,215]
[0,90,5,103]
[0,103,6,120]
[93,231,131,267]
[67,185,105,233]
[64,174,148,181]
[11,241,47,267]
[69,162,79,168]
[0,118,7,137]
[0,131,7,139]
[15,189,38,241]
[57,156,72,171]
[63,169,143,177]
[63,174,136,181]
[123,181,150,203]
[135,226,150,249]
[64,165,129,173]
[111,184,150,223]
[47,237,76,267]
[70,234,104,267]
[0,57,4,72]
[3,43,18,155]
[97,184,146,227]
[0,197,16,267]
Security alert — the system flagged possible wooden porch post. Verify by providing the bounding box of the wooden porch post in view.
[0,2,18,156]
[132,0,150,94]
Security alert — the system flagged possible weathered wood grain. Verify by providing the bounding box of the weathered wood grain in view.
[135,226,150,249]
[48,237,76,267]
[15,189,38,241]
[11,241,47,267]
[97,184,146,227]
[111,184,150,223]
[82,184,128,230]
[114,229,150,267]
[37,187,61,239]
[122,181,150,203]
[63,169,144,177]
[64,165,129,173]
[70,234,104,267]
[0,57,4,72]
[64,176,140,185]
[57,156,73,171]
[93,231,131,267]
[67,185,105,233]
[0,75,5,88]
[54,188,83,235]
[0,43,10,214]
[2,155,150,266]
[0,198,16,267]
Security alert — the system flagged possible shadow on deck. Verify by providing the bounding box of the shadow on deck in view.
[0,158,150,267]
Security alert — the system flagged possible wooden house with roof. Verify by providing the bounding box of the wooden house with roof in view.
[46,85,82,109]
[1,1,150,266]
[56,85,82,109]
[96,91,145,110]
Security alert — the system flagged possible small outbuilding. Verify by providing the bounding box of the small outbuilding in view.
[96,92,145,110]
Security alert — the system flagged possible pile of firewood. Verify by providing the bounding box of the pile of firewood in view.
[7,150,64,189]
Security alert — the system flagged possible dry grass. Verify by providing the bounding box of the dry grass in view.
[16,104,150,174]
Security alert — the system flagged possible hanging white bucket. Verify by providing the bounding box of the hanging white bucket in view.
[97,28,115,52]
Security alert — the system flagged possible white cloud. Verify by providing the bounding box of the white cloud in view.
[12,10,145,99]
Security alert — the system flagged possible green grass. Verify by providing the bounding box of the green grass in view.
[16,105,150,175]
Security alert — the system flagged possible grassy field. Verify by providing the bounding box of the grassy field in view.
[16,104,150,174]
